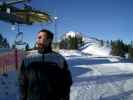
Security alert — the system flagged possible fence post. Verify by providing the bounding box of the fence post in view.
[15,49,18,70]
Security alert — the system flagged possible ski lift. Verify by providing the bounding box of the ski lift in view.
[0,0,52,46]
[14,24,27,46]
[0,0,53,72]
[0,1,52,25]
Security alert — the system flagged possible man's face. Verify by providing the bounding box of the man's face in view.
[36,32,50,49]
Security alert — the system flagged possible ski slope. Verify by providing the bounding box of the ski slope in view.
[80,37,111,57]
[0,50,133,100]
[63,31,111,57]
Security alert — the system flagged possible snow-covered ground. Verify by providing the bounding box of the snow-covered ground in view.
[80,37,111,57]
[0,71,19,100]
[0,50,133,100]
[62,50,133,100]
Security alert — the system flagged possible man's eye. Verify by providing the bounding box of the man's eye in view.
[38,36,41,39]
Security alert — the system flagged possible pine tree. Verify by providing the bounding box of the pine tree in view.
[0,33,10,48]
[3,38,10,48]
[106,40,110,47]
[111,40,126,57]
[59,35,83,50]
[12,44,16,49]
[67,36,78,49]
[25,44,30,51]
[128,41,133,58]
[59,39,67,49]
[128,47,133,58]
[100,40,104,46]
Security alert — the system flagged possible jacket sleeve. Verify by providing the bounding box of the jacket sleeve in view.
[61,59,73,100]
[63,60,73,86]
[19,60,28,100]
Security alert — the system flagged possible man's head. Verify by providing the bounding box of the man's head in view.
[36,29,54,50]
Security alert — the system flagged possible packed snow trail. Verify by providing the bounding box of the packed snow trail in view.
[64,51,133,100]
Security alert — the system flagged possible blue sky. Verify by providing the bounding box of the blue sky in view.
[0,0,133,47]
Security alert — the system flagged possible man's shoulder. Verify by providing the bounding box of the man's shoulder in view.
[21,50,67,68]
[51,51,66,61]
[26,50,39,58]
[22,50,41,65]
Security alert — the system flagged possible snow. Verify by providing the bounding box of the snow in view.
[81,44,111,57]
[0,49,133,100]
[80,36,111,57]
[59,49,84,57]
[62,31,111,57]
[63,31,82,39]
[61,50,133,100]
[0,71,19,100]
[59,50,133,100]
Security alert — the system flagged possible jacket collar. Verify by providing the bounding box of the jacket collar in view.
[38,46,52,54]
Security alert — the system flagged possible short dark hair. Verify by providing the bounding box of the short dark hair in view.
[39,29,54,40]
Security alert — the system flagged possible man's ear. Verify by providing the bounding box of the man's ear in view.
[44,38,52,46]
[47,38,52,43]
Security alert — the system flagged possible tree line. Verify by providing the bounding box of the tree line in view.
[1,32,133,58]
[110,40,133,58]
[59,36,83,50]
[59,35,133,58]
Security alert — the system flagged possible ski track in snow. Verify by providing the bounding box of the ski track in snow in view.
[0,50,133,100]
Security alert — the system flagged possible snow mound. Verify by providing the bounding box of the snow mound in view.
[59,49,84,57]
[81,44,111,56]
[108,56,122,62]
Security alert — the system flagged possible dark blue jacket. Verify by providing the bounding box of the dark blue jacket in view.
[19,50,72,100]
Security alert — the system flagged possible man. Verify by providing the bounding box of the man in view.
[19,29,72,100]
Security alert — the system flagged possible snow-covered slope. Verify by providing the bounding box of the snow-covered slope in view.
[81,44,111,57]
[63,31,111,57]
[80,37,111,57]
[59,49,85,57]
